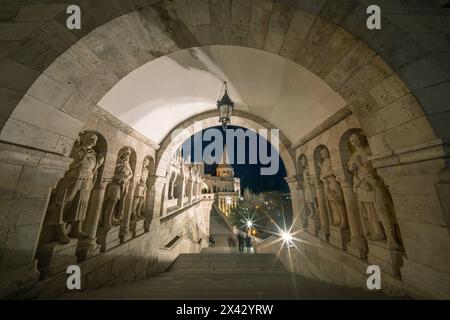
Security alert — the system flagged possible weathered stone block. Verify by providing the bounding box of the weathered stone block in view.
[231,0,251,25]
[130,220,146,238]
[415,81,450,115]
[329,226,350,251]
[279,9,315,60]
[188,0,210,25]
[0,162,22,199]
[14,4,67,22]
[325,41,375,90]
[367,240,403,278]
[229,23,249,46]
[312,27,356,78]
[12,94,83,139]
[400,57,449,92]
[36,239,78,278]
[296,17,336,68]
[32,20,79,54]
[264,30,285,53]
[27,74,73,110]
[210,0,231,44]
[247,0,273,49]
[97,226,121,252]
[368,76,409,109]
[410,33,450,51]
[0,58,39,93]
[0,22,42,41]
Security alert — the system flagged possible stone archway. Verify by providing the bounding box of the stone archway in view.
[154,110,296,179]
[0,0,449,299]
[1,0,448,158]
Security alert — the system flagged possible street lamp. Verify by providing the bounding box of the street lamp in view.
[217,81,234,129]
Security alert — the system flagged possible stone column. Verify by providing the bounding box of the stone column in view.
[314,178,329,241]
[186,179,193,204]
[120,180,137,242]
[0,142,72,297]
[143,176,156,231]
[160,178,170,217]
[285,176,305,232]
[77,176,111,261]
[197,181,201,198]
[169,176,175,199]
[177,178,186,208]
[336,172,367,259]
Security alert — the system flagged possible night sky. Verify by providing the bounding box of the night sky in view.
[182,125,289,193]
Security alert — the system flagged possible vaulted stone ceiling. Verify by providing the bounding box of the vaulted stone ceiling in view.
[99,45,345,144]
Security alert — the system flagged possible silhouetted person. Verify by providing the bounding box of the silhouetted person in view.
[228,233,236,248]
[245,235,253,252]
[245,234,253,253]
[209,235,216,247]
[237,232,244,253]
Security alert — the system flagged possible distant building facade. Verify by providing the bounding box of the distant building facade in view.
[202,145,240,216]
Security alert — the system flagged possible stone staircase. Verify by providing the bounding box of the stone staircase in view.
[62,250,398,300]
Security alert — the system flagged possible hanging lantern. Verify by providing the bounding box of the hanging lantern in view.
[217,81,234,129]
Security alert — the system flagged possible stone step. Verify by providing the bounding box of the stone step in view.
[61,252,403,300]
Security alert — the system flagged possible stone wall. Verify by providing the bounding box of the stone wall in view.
[0,107,214,298]
[283,111,450,299]
[159,196,213,248]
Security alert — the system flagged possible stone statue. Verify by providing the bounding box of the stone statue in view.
[101,147,134,232]
[45,132,104,244]
[319,148,348,228]
[131,158,150,222]
[300,157,317,219]
[348,132,399,248]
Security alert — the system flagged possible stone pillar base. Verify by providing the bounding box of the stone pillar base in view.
[76,238,100,262]
[97,226,121,252]
[329,226,350,250]
[318,229,329,242]
[120,227,132,243]
[367,240,403,278]
[346,238,367,260]
[307,217,319,236]
[36,239,78,277]
[130,220,145,238]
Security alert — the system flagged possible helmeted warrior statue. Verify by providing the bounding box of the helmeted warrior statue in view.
[101,147,133,232]
[348,132,399,248]
[131,158,150,222]
[44,132,104,244]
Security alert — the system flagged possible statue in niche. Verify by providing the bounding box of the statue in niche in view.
[300,157,318,219]
[348,132,399,248]
[101,147,133,232]
[131,158,150,222]
[45,132,104,244]
[319,148,348,228]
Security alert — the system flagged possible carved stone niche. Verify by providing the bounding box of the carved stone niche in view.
[298,155,319,236]
[36,131,105,277]
[347,131,404,276]
[130,156,154,238]
[318,147,350,250]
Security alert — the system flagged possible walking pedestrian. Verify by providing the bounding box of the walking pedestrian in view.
[237,232,244,253]
[245,234,253,253]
